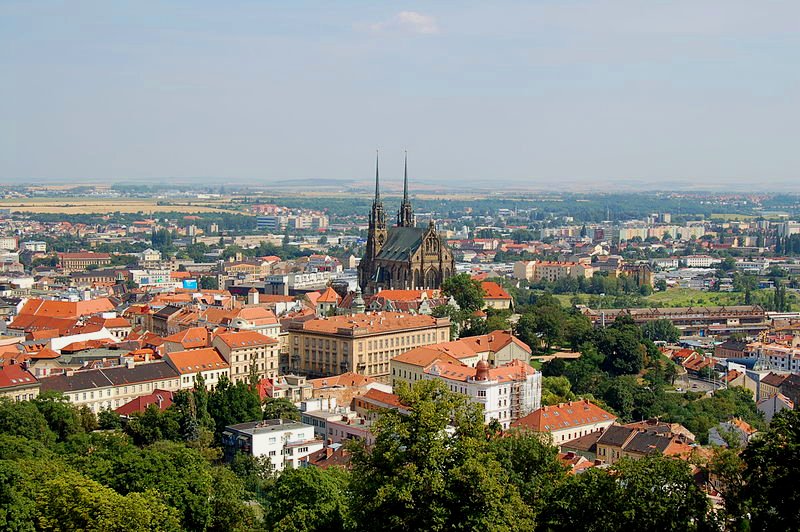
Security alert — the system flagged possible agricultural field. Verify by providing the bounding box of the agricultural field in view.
[0,197,241,214]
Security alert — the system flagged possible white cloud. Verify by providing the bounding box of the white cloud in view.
[367,11,439,35]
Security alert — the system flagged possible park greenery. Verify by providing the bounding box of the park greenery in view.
[2,378,795,531]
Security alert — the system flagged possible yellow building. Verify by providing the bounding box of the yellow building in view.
[287,312,451,382]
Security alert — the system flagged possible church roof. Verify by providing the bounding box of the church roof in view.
[375,227,426,261]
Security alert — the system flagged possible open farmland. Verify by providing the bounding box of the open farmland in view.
[0,197,241,214]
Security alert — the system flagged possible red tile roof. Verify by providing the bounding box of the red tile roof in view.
[309,372,377,389]
[166,347,229,374]
[215,330,277,349]
[316,286,342,304]
[115,389,174,415]
[511,400,616,433]
[163,327,209,349]
[481,281,512,300]
[0,364,38,389]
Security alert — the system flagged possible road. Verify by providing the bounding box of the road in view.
[674,374,725,395]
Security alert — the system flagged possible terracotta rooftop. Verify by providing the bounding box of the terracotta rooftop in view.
[0,364,38,389]
[163,327,209,349]
[481,281,512,300]
[511,400,616,433]
[115,389,174,416]
[309,371,377,389]
[165,347,229,375]
[391,347,462,367]
[215,330,277,348]
[288,312,447,336]
[16,297,115,320]
[425,359,536,383]
[315,286,342,304]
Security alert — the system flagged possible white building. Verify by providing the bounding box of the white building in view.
[21,241,47,253]
[423,359,541,429]
[0,237,18,251]
[683,255,721,268]
[129,269,176,289]
[223,419,324,472]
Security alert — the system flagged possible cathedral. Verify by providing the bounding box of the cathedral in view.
[358,152,455,294]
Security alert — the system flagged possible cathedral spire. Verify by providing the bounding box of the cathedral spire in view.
[397,150,415,227]
[403,150,408,203]
[374,150,381,203]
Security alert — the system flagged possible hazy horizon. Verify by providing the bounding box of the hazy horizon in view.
[2,2,799,187]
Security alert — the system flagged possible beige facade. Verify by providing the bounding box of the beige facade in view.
[0,365,39,402]
[39,361,182,413]
[513,260,593,283]
[213,331,280,383]
[288,312,451,383]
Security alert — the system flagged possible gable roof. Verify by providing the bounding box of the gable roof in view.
[360,388,406,410]
[375,227,426,261]
[165,347,229,375]
[115,389,174,415]
[761,372,789,387]
[17,298,115,319]
[512,400,616,432]
[316,286,341,304]
[39,361,180,393]
[163,327,209,349]
[0,364,38,389]
[391,346,462,368]
[481,281,512,300]
[215,330,277,348]
[309,372,377,389]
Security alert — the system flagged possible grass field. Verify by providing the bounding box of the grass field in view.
[710,213,757,221]
[551,288,747,308]
[0,198,241,214]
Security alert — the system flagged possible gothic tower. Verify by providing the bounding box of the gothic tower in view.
[358,151,387,291]
[397,151,414,228]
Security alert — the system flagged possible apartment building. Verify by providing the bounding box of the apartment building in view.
[0,364,39,401]
[57,252,112,272]
[223,419,323,472]
[423,359,541,428]
[163,347,230,390]
[213,330,280,382]
[511,400,617,445]
[287,312,451,382]
[38,361,182,413]
[513,260,593,283]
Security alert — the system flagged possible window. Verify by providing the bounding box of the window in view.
[269,450,276,456]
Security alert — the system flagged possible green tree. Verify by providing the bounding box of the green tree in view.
[207,375,262,438]
[265,467,351,531]
[262,397,300,421]
[441,273,485,312]
[33,391,84,442]
[737,409,800,530]
[34,468,181,531]
[542,455,712,531]
[349,380,533,531]
[200,276,218,290]
[641,319,681,343]
[541,376,576,405]
[0,397,56,446]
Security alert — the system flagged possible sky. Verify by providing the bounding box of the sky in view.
[2,1,800,189]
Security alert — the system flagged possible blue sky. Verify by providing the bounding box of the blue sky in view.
[2,1,799,189]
